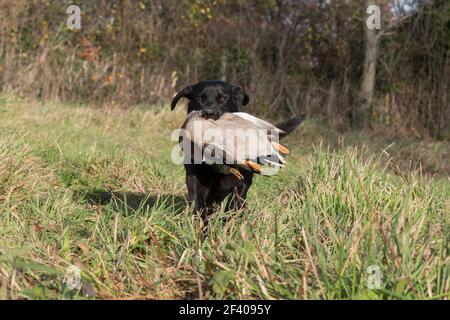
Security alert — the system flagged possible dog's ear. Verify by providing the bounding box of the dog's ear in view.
[171,86,193,110]
[232,86,249,106]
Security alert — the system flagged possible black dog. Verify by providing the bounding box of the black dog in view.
[171,80,302,219]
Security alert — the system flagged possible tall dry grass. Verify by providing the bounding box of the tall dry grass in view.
[0,97,448,299]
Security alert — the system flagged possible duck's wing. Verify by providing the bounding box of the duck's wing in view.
[179,112,289,176]
[203,142,228,163]
[179,111,220,163]
[215,113,289,174]
[233,112,286,137]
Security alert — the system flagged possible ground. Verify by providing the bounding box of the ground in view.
[0,95,448,299]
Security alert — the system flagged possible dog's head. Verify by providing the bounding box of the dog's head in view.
[170,80,249,120]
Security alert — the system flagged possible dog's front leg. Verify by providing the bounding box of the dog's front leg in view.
[186,173,213,221]
[227,172,253,211]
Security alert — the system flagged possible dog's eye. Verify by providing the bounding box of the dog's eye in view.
[216,95,225,104]
[199,94,207,102]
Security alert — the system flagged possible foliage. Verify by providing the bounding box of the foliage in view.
[0,1,448,137]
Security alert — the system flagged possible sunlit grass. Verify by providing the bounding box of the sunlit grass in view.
[0,97,448,299]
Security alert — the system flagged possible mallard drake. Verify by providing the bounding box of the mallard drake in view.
[179,111,290,179]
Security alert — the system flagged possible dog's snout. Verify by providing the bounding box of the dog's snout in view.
[200,109,219,119]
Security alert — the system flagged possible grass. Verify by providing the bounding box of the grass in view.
[0,95,448,299]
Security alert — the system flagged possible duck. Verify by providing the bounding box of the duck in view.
[179,111,290,179]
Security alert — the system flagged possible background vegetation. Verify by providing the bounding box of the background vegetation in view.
[0,0,449,137]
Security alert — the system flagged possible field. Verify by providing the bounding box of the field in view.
[0,95,448,299]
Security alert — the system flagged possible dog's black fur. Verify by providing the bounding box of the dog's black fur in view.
[171,80,303,219]
[171,80,249,119]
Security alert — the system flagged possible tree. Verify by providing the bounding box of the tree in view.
[359,0,413,126]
